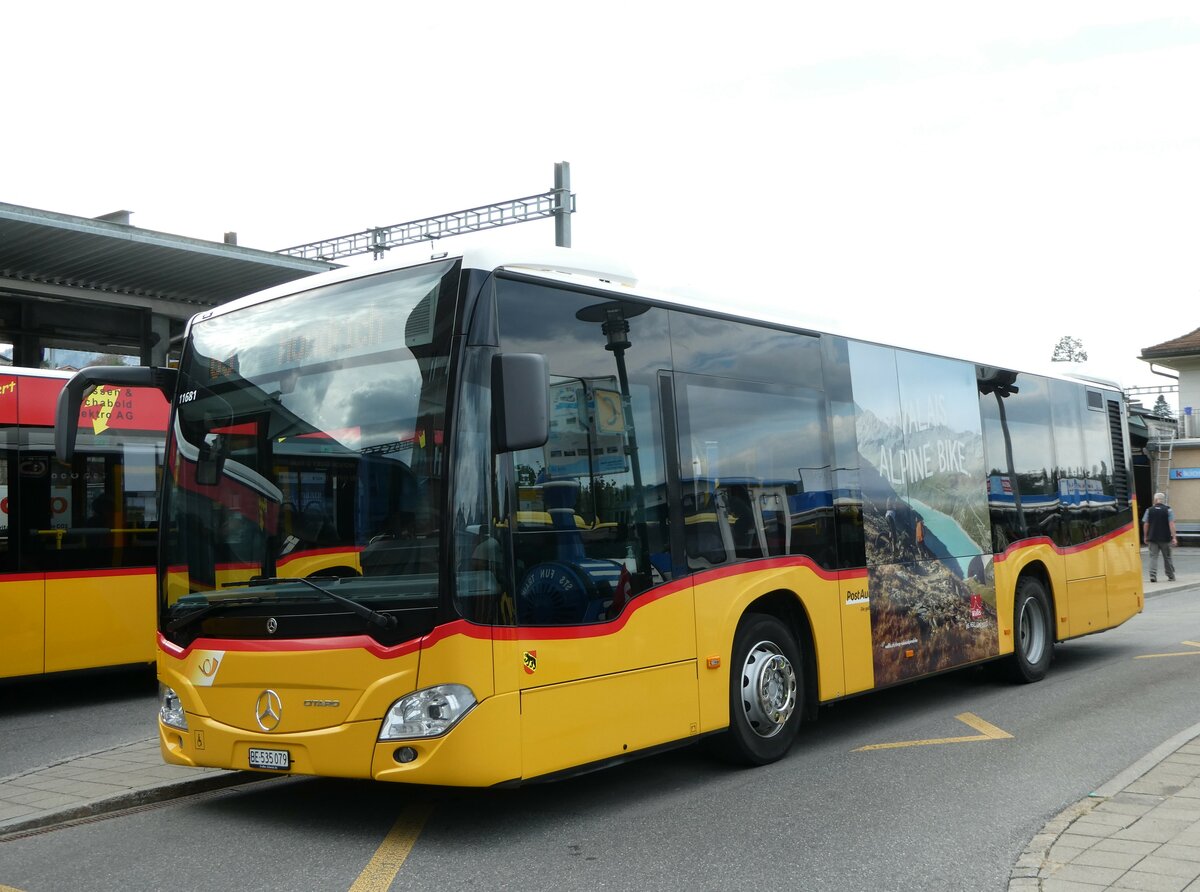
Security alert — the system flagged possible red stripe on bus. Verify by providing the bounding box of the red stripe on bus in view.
[498,558,851,642]
[158,632,424,661]
[0,572,46,583]
[994,522,1134,561]
[45,566,156,581]
[689,554,846,584]
[0,567,155,583]
[161,559,847,656]
[492,576,694,642]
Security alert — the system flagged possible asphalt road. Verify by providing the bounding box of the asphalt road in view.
[0,664,157,778]
[2,557,1198,891]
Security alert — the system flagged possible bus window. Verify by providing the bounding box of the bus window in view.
[1082,390,1124,537]
[22,432,161,573]
[0,439,14,575]
[1050,378,1090,547]
[673,374,835,570]
[668,312,823,387]
[980,373,1057,551]
[494,277,674,625]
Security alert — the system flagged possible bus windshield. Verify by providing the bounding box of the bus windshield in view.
[159,259,460,645]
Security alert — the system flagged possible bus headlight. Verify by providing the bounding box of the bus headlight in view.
[379,685,476,740]
[159,684,188,731]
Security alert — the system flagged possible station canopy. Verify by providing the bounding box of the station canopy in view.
[0,201,337,318]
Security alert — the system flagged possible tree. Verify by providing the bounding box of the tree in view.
[1051,336,1087,362]
[1153,394,1174,419]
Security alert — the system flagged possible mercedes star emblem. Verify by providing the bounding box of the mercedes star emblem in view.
[255,689,283,731]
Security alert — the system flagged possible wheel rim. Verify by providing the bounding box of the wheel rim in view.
[1018,595,1047,664]
[739,640,797,738]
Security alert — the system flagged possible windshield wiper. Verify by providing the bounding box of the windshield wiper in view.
[245,576,398,630]
[164,596,269,634]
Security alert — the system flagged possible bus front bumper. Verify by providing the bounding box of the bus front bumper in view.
[158,691,521,787]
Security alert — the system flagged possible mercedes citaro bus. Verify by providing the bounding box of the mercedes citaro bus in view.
[56,246,1142,785]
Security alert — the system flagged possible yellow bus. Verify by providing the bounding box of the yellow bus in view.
[57,247,1143,783]
[2,367,168,679]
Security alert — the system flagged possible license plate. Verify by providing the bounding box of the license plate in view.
[248,747,290,770]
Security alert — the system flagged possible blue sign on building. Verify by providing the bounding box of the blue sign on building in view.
[1169,468,1200,480]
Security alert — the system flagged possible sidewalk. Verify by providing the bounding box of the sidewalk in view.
[1009,725,1200,891]
[1009,560,1200,891]
[0,738,264,838]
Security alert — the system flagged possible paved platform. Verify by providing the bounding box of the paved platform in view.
[1009,726,1200,891]
[1,552,1197,892]
[1007,560,1200,891]
[0,737,261,837]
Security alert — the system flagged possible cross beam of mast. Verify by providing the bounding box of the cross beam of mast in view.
[277,162,574,262]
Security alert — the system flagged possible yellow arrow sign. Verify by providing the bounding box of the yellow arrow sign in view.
[854,712,1013,752]
[1135,641,1200,660]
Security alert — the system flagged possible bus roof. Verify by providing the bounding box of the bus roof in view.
[189,244,640,328]
[186,244,1128,396]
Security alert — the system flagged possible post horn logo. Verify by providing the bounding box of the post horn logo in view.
[198,656,220,677]
[522,650,537,674]
[255,689,283,731]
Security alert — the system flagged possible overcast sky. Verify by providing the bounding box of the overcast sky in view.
[7,2,1199,406]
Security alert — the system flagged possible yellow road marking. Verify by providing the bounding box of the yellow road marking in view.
[1136,641,1200,660]
[1,885,28,892]
[954,712,1014,739]
[854,712,1013,752]
[348,801,434,892]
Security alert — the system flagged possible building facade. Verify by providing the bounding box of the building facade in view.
[1141,328,1200,539]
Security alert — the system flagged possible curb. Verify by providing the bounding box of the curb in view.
[0,770,272,839]
[1089,719,1200,799]
[1008,798,1102,889]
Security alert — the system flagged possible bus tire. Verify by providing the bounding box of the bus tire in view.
[717,613,803,766]
[1010,576,1053,683]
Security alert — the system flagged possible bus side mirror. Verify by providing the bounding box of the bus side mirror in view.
[195,434,227,486]
[55,365,178,462]
[492,353,549,453]
[976,365,1019,397]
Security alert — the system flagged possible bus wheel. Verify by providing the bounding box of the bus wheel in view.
[720,613,803,765]
[1011,576,1053,683]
